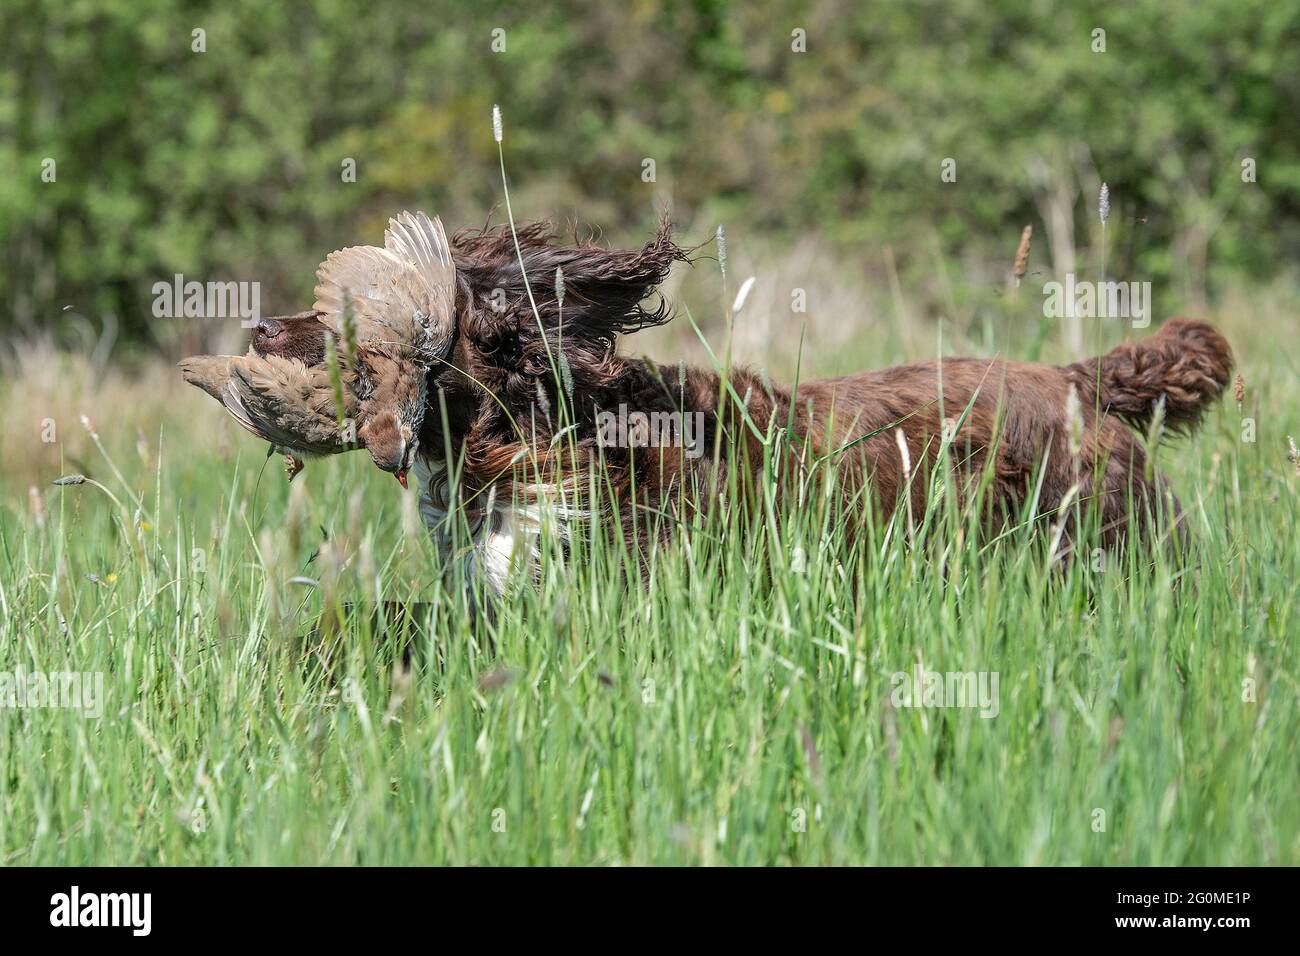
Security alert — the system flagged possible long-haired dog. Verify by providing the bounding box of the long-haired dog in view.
[187,214,1233,597]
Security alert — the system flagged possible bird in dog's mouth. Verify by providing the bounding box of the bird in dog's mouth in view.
[179,210,455,488]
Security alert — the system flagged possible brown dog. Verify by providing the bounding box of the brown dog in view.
[251,219,1232,592]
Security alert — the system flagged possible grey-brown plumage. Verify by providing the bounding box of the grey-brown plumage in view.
[179,210,455,486]
[313,211,456,360]
[311,210,457,485]
[179,353,360,461]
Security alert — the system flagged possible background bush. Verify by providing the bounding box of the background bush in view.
[3,0,1299,349]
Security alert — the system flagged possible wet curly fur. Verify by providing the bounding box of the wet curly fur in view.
[257,218,1234,568]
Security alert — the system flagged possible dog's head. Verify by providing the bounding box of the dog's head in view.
[253,218,691,474]
[251,311,333,366]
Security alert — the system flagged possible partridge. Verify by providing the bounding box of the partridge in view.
[179,352,361,479]
[311,210,457,487]
[179,210,455,485]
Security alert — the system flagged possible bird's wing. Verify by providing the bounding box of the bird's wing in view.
[180,354,360,456]
[312,210,456,363]
[385,210,456,363]
[228,355,360,455]
[313,244,402,340]
[384,211,454,304]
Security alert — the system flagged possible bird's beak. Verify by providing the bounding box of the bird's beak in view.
[395,469,408,489]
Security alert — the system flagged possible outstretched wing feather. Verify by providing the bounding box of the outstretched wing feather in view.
[312,211,456,363]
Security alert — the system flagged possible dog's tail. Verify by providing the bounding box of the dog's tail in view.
[1065,319,1233,435]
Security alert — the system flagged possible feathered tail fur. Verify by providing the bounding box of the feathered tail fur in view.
[1066,319,1233,434]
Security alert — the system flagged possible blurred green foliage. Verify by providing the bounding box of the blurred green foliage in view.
[3,0,1299,346]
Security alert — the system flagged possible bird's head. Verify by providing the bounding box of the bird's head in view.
[359,410,418,488]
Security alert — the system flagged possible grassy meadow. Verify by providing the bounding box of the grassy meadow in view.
[0,249,1297,867]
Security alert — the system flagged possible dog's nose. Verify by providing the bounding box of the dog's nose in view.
[256,318,284,340]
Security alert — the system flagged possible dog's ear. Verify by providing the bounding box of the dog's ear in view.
[541,216,690,343]
[457,216,692,348]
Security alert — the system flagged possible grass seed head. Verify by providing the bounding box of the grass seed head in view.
[340,292,359,367]
[558,350,574,404]
[28,485,45,529]
[1065,384,1084,459]
[1013,224,1033,285]
[535,378,551,422]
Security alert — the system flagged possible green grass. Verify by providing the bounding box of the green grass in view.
[1,310,1297,867]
